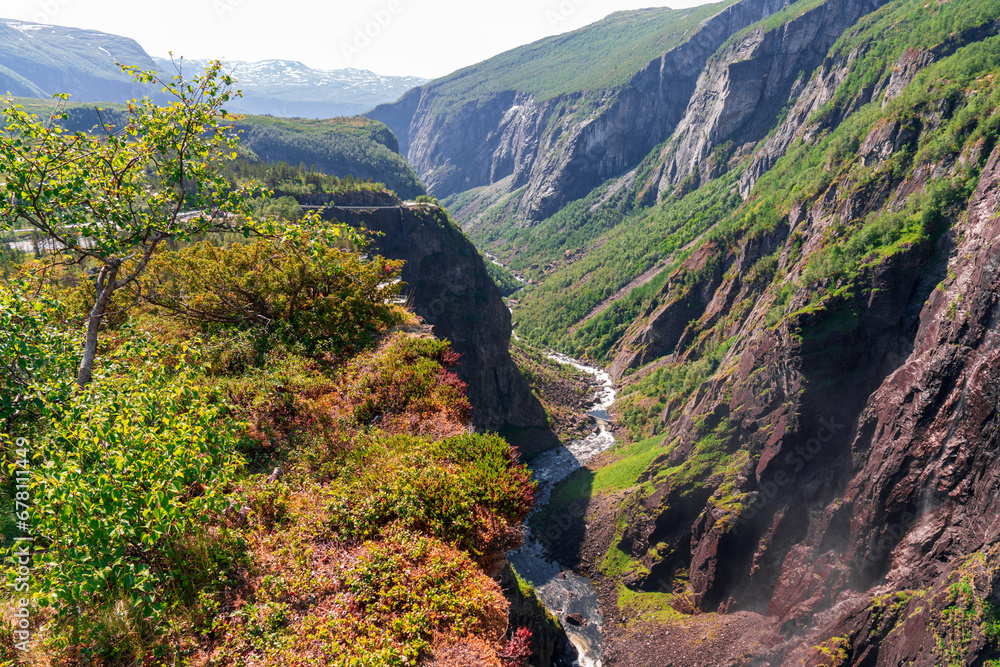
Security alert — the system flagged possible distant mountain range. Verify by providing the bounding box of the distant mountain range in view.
[0,18,425,116]
[0,19,160,102]
[155,57,428,117]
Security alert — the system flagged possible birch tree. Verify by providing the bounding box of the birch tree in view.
[0,61,257,386]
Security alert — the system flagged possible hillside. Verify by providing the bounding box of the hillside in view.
[367,0,787,219]
[0,19,160,102]
[155,57,427,118]
[233,116,427,199]
[5,0,1000,664]
[0,230,546,666]
[5,100,427,201]
[374,0,1000,663]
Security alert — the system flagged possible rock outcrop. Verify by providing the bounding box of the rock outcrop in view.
[314,193,547,430]
[650,0,891,196]
[499,563,574,667]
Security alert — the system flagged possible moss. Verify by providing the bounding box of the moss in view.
[933,570,1000,666]
[616,585,687,626]
[810,636,851,666]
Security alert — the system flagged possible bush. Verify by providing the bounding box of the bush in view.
[227,529,507,667]
[342,335,470,426]
[143,229,404,360]
[0,280,79,433]
[7,369,247,658]
[326,431,535,559]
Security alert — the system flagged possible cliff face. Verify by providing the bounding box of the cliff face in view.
[368,0,792,225]
[499,563,573,667]
[764,144,1000,665]
[648,0,889,196]
[578,1,1000,659]
[315,195,546,430]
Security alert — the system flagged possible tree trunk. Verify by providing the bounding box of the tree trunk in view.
[77,265,119,387]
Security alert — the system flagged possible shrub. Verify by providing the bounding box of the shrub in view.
[0,280,79,433]
[326,431,535,560]
[233,529,507,667]
[342,335,471,426]
[143,228,404,360]
[7,369,247,658]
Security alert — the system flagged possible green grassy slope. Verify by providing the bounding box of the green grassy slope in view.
[5,100,426,200]
[419,3,739,120]
[233,116,426,199]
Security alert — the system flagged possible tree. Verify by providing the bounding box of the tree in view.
[142,231,404,358]
[0,61,259,386]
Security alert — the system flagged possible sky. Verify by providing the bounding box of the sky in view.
[3,0,713,79]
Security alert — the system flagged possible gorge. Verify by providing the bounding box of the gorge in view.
[3,0,1000,664]
[369,0,1000,663]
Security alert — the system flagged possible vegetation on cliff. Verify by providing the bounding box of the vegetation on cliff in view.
[462,0,1000,662]
[0,69,535,666]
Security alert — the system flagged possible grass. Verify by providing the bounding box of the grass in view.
[533,433,669,530]
[592,434,671,494]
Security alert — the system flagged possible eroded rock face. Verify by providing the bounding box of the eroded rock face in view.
[315,195,546,430]
[602,82,1000,667]
[747,147,1000,665]
[652,0,890,198]
[368,0,791,225]
[737,15,1000,198]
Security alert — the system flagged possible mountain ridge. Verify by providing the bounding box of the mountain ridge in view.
[0,18,425,116]
[155,57,428,118]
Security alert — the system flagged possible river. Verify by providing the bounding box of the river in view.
[506,352,617,667]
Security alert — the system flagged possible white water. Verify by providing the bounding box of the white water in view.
[507,352,618,667]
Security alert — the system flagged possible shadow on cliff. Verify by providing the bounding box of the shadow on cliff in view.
[532,467,596,571]
[310,195,547,430]
[499,426,562,461]
[704,234,950,619]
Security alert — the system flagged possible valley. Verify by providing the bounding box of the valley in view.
[376,0,1000,663]
[2,0,1000,664]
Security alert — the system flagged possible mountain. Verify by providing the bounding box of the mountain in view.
[374,0,1000,663]
[0,19,160,102]
[155,57,428,118]
[0,19,424,115]
[368,0,787,222]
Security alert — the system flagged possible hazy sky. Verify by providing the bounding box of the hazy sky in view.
[3,0,713,78]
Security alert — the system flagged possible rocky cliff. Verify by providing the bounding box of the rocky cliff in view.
[554,0,1000,661]
[368,0,795,226]
[410,0,1000,662]
[648,0,890,196]
[313,194,546,431]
